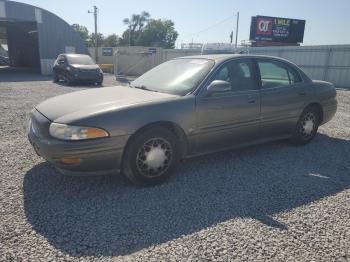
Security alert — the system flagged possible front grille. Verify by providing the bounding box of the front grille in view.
[79,69,98,73]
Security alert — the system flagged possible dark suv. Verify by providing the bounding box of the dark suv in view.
[53,54,103,85]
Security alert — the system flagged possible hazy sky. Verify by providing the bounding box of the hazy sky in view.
[17,0,350,47]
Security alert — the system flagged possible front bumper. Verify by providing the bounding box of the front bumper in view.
[321,98,337,125]
[68,71,103,83]
[27,110,129,176]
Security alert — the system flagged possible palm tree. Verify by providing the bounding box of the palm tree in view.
[123,11,150,46]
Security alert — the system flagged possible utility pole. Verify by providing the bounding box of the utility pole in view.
[235,11,240,49]
[88,6,98,63]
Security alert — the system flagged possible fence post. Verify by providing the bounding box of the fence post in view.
[323,48,332,81]
[113,50,119,76]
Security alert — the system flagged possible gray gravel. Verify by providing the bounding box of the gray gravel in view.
[0,72,349,261]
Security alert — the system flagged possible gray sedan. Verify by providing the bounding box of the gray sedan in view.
[27,54,337,185]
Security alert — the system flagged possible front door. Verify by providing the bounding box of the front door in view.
[195,58,261,153]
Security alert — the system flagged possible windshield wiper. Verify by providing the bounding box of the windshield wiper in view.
[131,85,158,92]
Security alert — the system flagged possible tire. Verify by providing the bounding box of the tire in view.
[290,106,320,145]
[122,126,180,186]
[97,76,103,86]
[95,80,103,86]
[53,73,59,83]
[65,75,74,86]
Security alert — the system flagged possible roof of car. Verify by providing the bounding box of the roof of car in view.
[177,54,291,64]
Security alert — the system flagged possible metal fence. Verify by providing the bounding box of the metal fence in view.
[109,45,350,87]
[245,45,350,88]
[112,47,200,76]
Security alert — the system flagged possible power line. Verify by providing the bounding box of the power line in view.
[179,14,237,42]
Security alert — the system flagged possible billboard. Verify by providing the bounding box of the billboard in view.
[250,16,305,43]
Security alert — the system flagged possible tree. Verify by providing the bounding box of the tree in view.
[122,11,150,46]
[71,24,90,46]
[89,33,105,47]
[103,34,120,47]
[139,19,178,48]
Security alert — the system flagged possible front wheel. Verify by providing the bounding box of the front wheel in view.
[53,72,59,83]
[290,107,320,145]
[95,80,103,86]
[65,75,74,86]
[122,127,180,185]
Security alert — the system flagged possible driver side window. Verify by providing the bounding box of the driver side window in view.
[214,66,229,82]
[212,60,256,92]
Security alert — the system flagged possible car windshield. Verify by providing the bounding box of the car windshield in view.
[67,55,95,65]
[131,58,214,95]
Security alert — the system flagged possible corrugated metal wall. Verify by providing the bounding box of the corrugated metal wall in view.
[246,45,350,87]
[113,45,350,87]
[113,47,201,76]
[1,0,88,75]
[114,47,164,76]
[163,49,201,61]
[89,47,199,65]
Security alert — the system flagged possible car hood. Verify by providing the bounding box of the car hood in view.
[36,86,178,123]
[71,64,99,70]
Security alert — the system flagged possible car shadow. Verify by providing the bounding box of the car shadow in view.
[23,133,350,257]
[54,82,103,89]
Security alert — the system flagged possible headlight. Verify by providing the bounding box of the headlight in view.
[98,68,103,74]
[49,123,109,140]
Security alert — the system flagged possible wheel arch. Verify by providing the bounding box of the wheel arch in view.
[121,121,189,165]
[304,102,324,123]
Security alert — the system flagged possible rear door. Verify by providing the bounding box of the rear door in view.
[256,58,311,137]
[195,58,261,153]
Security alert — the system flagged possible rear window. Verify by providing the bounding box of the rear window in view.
[258,60,302,88]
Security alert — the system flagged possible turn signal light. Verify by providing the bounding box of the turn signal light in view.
[60,157,82,165]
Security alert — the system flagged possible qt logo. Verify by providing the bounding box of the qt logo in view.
[257,18,272,35]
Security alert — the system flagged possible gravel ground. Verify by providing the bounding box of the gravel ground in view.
[0,72,349,261]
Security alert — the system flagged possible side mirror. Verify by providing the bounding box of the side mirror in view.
[207,80,231,95]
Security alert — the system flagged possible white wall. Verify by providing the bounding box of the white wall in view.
[88,47,117,64]
[244,45,350,87]
[88,44,350,87]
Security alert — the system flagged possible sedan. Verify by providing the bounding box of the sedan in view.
[28,55,337,185]
[53,54,103,85]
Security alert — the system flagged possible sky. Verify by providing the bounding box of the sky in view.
[17,0,350,47]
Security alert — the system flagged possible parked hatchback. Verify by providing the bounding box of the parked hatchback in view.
[28,55,337,185]
[53,54,103,85]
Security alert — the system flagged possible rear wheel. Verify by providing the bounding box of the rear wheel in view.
[122,126,180,185]
[290,106,320,145]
